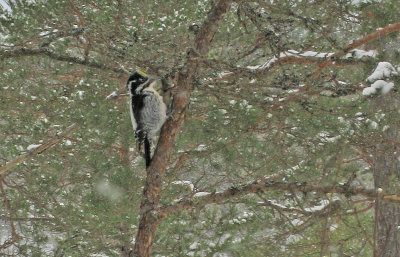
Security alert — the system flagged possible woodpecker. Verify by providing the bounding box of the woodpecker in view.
[126,70,168,167]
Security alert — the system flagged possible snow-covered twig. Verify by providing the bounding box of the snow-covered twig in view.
[0,123,77,175]
[363,62,399,96]
[314,22,400,77]
[159,179,400,217]
[246,49,376,72]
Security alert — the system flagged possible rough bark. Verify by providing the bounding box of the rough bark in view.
[373,94,400,257]
[130,1,234,256]
[374,154,400,257]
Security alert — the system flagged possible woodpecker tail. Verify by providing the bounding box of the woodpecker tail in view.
[144,137,151,168]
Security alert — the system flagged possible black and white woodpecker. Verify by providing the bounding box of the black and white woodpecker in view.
[126,70,171,167]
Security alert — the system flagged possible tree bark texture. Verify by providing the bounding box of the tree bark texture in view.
[131,1,234,256]
[374,154,400,257]
[373,94,400,257]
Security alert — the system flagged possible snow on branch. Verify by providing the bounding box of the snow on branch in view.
[159,179,400,217]
[39,27,85,47]
[363,62,399,96]
[366,62,399,82]
[0,123,77,175]
[314,22,400,77]
[246,49,376,72]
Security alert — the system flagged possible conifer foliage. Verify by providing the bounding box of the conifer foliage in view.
[1,0,400,256]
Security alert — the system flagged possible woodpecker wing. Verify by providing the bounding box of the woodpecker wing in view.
[139,88,167,138]
[129,93,145,131]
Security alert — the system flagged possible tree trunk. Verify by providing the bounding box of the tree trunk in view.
[373,149,400,257]
[373,94,400,257]
[129,1,234,256]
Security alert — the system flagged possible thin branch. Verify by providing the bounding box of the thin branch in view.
[0,123,77,175]
[0,47,129,74]
[313,22,400,77]
[213,50,373,83]
[66,0,85,28]
[40,27,85,47]
[0,179,19,249]
[0,216,54,222]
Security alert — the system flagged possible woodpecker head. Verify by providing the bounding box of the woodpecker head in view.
[126,70,148,93]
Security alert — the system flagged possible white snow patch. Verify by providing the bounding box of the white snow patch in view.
[318,132,341,143]
[291,219,304,226]
[193,192,211,197]
[77,90,84,99]
[106,91,118,99]
[27,144,41,151]
[363,62,397,96]
[352,49,377,59]
[362,86,377,96]
[366,62,398,83]
[219,109,228,114]
[352,0,378,5]
[247,57,277,70]
[329,223,339,232]
[301,51,332,58]
[381,82,394,95]
[368,120,378,129]
[189,242,199,250]
[172,181,194,191]
[363,80,394,96]
[218,71,233,78]
[304,200,329,212]
[382,125,390,132]
[246,48,375,72]
[195,144,207,151]
[286,234,302,244]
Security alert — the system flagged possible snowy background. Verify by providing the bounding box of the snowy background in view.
[0,0,11,12]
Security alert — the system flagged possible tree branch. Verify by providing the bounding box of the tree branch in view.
[0,47,129,74]
[158,179,398,216]
[0,123,77,175]
[313,22,400,77]
[40,27,85,47]
[0,179,19,249]
[212,49,374,83]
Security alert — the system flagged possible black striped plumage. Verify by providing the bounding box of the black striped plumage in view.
[127,71,167,167]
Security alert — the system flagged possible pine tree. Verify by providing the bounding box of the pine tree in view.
[1,0,400,256]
